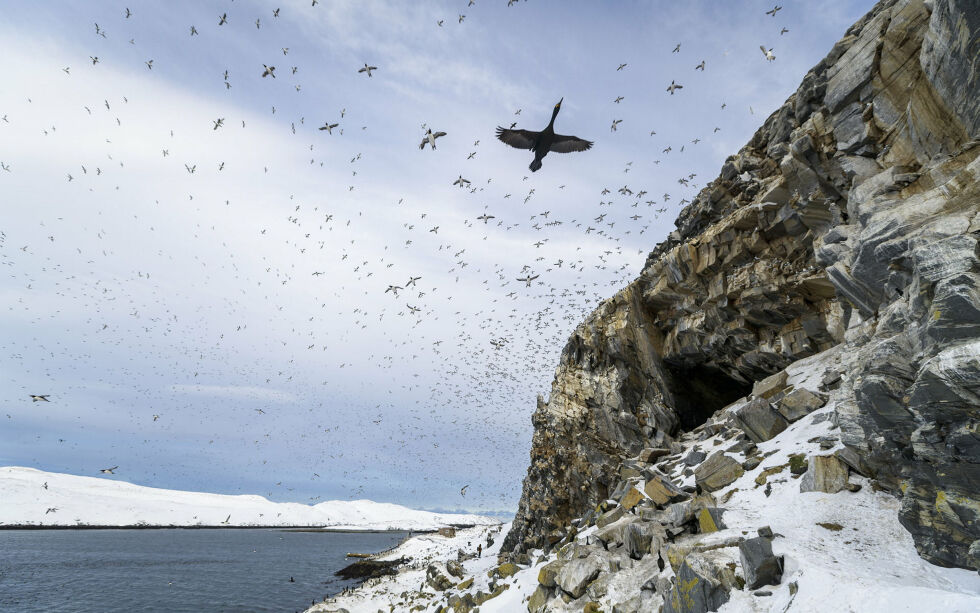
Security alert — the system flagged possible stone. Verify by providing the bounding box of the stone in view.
[596,505,626,529]
[698,507,727,533]
[757,525,774,539]
[739,537,783,589]
[639,447,671,462]
[596,516,634,549]
[555,555,603,599]
[694,452,745,492]
[620,485,645,510]
[494,562,518,578]
[457,577,473,590]
[663,555,732,613]
[425,564,454,591]
[537,559,565,587]
[734,397,790,443]
[624,520,666,560]
[788,454,808,476]
[800,454,849,494]
[777,388,827,422]
[645,473,688,506]
[752,371,789,399]
[527,585,552,613]
[445,559,464,579]
[684,450,708,466]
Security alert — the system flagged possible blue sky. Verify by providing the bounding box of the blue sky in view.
[0,0,877,514]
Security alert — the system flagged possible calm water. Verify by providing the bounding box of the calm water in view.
[0,529,407,613]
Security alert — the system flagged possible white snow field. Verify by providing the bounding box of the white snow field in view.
[0,466,497,530]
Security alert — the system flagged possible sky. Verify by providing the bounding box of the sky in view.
[0,0,878,515]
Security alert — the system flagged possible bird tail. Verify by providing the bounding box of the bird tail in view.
[529,158,542,172]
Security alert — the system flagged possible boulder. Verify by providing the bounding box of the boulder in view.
[734,397,790,443]
[695,452,745,492]
[620,484,645,510]
[645,473,689,506]
[624,520,666,560]
[752,371,789,399]
[698,507,727,533]
[556,555,603,599]
[739,536,784,589]
[445,559,464,579]
[596,505,626,529]
[684,450,708,466]
[528,585,553,613]
[639,447,671,462]
[537,559,565,587]
[777,388,828,422]
[663,555,732,613]
[425,564,454,591]
[800,454,849,493]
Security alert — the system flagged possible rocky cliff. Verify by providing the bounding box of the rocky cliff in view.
[504,0,980,573]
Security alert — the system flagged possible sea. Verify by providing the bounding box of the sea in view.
[0,528,408,613]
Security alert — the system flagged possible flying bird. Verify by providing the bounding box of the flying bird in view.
[319,122,338,134]
[30,395,50,402]
[496,98,592,172]
[358,64,377,77]
[100,466,118,474]
[666,80,683,95]
[262,64,276,78]
[760,46,776,61]
[766,5,782,16]
[420,128,446,150]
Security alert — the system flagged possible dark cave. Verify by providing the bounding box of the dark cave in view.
[664,363,753,431]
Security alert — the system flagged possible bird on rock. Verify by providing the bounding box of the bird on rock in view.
[495,98,592,172]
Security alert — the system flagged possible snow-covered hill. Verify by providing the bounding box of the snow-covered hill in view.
[0,467,497,530]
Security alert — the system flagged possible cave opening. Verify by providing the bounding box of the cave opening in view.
[664,363,753,431]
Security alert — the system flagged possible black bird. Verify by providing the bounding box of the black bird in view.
[496,98,592,172]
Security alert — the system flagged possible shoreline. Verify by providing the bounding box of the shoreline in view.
[0,524,476,532]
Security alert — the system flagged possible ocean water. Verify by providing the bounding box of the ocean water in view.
[0,528,408,613]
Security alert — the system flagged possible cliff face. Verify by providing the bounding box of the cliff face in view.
[504,0,980,571]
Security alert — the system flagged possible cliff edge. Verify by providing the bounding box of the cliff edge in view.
[504,0,980,573]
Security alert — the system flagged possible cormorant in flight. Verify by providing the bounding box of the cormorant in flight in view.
[496,98,592,172]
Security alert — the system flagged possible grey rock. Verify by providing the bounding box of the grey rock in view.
[528,584,553,613]
[752,371,789,399]
[663,555,732,613]
[445,559,464,579]
[596,504,626,529]
[734,397,789,443]
[777,388,828,422]
[695,452,745,492]
[684,450,708,466]
[555,555,603,599]
[739,536,784,589]
[800,454,850,494]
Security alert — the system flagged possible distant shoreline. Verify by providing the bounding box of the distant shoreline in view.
[0,524,480,532]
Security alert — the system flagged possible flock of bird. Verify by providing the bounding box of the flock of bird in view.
[3,1,798,513]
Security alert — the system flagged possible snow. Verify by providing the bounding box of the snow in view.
[0,466,497,530]
[305,344,980,612]
[308,522,540,613]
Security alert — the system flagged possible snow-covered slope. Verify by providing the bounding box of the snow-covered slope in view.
[0,467,497,530]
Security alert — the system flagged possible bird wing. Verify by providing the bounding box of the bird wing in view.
[550,134,594,153]
[760,45,768,54]
[496,127,538,150]
[433,132,447,138]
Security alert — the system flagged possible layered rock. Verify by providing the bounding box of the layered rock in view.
[504,0,980,571]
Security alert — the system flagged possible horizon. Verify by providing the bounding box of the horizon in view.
[1,0,877,515]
